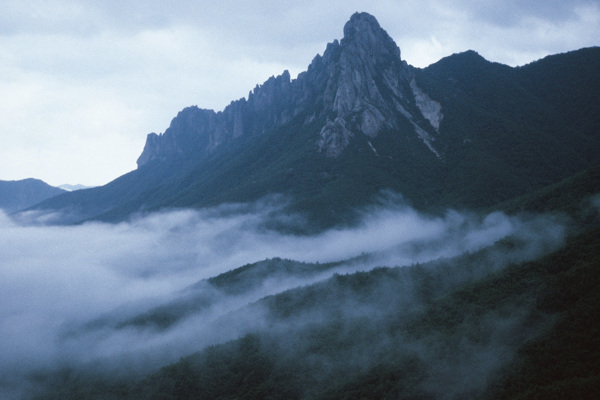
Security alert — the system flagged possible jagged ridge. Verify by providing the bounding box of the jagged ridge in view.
[28,13,600,227]
[137,12,443,167]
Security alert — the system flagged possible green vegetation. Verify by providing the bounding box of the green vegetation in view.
[485,228,600,400]
[28,222,600,398]
[207,257,347,295]
[497,164,600,219]
[24,163,600,399]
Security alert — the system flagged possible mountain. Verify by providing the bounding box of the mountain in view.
[28,12,600,227]
[11,13,600,399]
[0,178,65,213]
[26,165,600,399]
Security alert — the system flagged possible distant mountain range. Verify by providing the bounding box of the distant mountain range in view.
[24,12,600,227]
[0,179,65,213]
[0,180,93,213]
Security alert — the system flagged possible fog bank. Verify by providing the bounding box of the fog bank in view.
[0,198,570,398]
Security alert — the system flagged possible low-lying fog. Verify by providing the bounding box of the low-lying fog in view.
[0,196,569,398]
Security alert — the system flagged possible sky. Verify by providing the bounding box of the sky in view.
[1,0,599,187]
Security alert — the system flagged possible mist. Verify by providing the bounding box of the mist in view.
[0,197,570,399]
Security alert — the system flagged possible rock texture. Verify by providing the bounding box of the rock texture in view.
[137,12,442,167]
[137,70,297,167]
[316,13,425,155]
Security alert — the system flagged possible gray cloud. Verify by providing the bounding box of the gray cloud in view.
[456,0,599,27]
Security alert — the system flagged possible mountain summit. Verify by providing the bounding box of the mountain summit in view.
[28,13,600,227]
[137,12,440,165]
[342,12,400,57]
[315,12,439,157]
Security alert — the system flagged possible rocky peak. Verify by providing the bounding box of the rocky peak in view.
[137,70,295,168]
[137,107,217,167]
[248,70,292,115]
[316,13,439,157]
[137,12,443,167]
[341,12,401,63]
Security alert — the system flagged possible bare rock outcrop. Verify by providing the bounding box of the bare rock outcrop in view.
[137,12,443,168]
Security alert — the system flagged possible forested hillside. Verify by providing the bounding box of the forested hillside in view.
[25,166,600,399]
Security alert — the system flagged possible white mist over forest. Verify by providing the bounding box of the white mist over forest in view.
[0,196,569,399]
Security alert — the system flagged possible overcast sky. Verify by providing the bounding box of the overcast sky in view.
[1,0,599,187]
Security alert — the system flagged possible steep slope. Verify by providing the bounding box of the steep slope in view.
[413,48,600,208]
[29,13,600,227]
[0,178,65,213]
[136,13,438,167]
[26,166,600,399]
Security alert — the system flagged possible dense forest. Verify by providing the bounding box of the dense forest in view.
[21,165,600,399]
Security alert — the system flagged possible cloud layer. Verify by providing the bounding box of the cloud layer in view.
[0,197,570,398]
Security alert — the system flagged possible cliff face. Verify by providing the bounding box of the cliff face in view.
[136,70,296,167]
[137,12,443,167]
[314,12,436,157]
